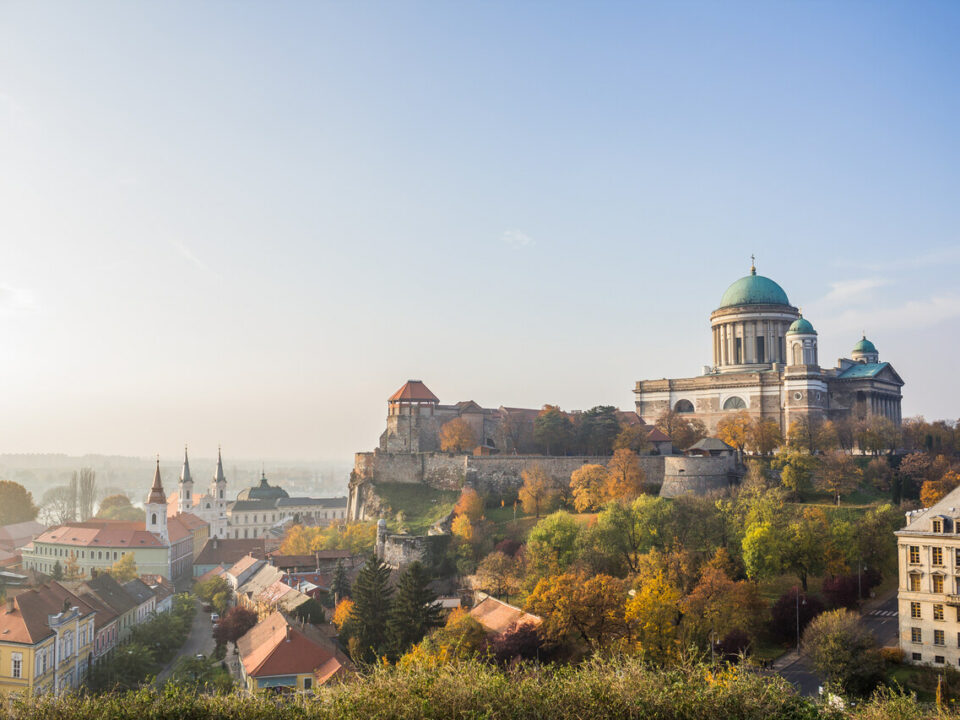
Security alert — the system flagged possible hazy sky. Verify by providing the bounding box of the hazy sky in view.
[1,2,958,463]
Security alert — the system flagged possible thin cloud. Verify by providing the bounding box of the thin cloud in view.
[0,284,36,314]
[820,277,890,304]
[815,293,960,335]
[502,230,535,248]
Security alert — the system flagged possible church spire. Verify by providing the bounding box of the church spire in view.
[147,456,166,505]
[214,446,226,485]
[179,445,192,484]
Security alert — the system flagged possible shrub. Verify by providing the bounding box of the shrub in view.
[822,574,860,609]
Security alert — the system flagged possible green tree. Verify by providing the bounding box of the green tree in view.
[388,561,442,657]
[109,553,138,582]
[772,449,817,501]
[525,511,583,582]
[96,493,145,522]
[51,560,63,580]
[802,608,883,696]
[534,405,574,455]
[347,555,395,662]
[577,406,620,455]
[195,575,231,605]
[331,558,350,603]
[580,497,670,575]
[0,480,38,525]
[741,521,786,580]
[783,508,830,591]
[816,451,861,505]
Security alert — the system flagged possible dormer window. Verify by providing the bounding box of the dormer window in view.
[934,520,943,533]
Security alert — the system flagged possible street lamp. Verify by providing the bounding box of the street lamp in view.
[796,587,808,653]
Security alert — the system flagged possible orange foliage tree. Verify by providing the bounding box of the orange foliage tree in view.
[454,487,484,521]
[717,411,752,457]
[604,449,645,501]
[518,463,558,518]
[440,418,477,453]
[332,598,354,630]
[569,464,608,512]
[921,471,960,508]
[526,572,629,649]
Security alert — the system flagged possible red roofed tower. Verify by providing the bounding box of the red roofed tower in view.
[145,457,169,544]
[380,380,442,452]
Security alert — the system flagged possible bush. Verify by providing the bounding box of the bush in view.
[768,589,825,644]
[488,621,544,664]
[879,646,904,664]
[715,629,751,661]
[822,575,861,609]
[802,608,883,697]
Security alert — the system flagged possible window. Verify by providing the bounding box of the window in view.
[11,652,21,678]
[935,604,945,620]
[936,655,945,664]
[912,627,922,643]
[934,520,943,533]
[933,547,944,566]
[934,576,945,593]
[911,602,921,619]
[674,399,694,413]
[303,677,312,690]
[756,336,765,363]
[910,574,921,591]
[151,513,157,525]
[913,652,922,662]
[910,546,920,564]
[723,396,746,411]
[935,629,945,646]
[955,548,960,566]
[734,338,743,364]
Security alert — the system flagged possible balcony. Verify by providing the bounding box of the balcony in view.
[945,594,960,607]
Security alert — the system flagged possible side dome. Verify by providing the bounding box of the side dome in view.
[786,315,816,335]
[719,268,790,308]
[853,336,877,354]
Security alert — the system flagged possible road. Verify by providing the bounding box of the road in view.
[155,597,217,685]
[772,593,898,697]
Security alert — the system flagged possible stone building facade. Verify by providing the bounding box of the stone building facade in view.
[634,261,904,435]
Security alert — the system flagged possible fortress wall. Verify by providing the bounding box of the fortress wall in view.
[659,455,738,498]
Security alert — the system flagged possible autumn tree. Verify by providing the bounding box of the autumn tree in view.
[212,606,258,650]
[772,449,817,501]
[534,406,574,455]
[474,551,522,598]
[63,553,84,581]
[614,424,653,454]
[577,406,620,455]
[332,598,354,631]
[604,449,645,501]
[569,464,608,512]
[717,411,752,458]
[787,416,820,454]
[816,420,841,452]
[280,522,377,555]
[747,418,782,456]
[108,553,138,582]
[440,418,477,453]
[76,468,97,521]
[526,572,628,649]
[524,511,583,581]
[920,470,960,508]
[625,571,682,662]
[802,609,883,696]
[0,481,38,525]
[783,508,830,591]
[518,463,559,518]
[680,566,765,647]
[454,487,484,521]
[862,457,893,492]
[654,410,706,451]
[816,451,861,505]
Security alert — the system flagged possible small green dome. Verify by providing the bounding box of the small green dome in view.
[787,315,816,335]
[853,336,877,355]
[719,268,790,308]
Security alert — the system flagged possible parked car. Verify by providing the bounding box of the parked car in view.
[210,612,220,624]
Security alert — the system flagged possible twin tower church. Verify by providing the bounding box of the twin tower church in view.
[633,260,904,434]
[144,447,230,542]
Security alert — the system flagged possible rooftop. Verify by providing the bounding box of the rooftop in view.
[388,380,439,404]
[237,611,351,681]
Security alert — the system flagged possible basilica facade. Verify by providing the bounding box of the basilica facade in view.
[634,262,904,434]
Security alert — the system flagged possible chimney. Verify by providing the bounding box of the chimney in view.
[5,597,13,613]
[285,624,292,642]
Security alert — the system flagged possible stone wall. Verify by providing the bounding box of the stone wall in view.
[374,520,451,570]
[658,456,740,498]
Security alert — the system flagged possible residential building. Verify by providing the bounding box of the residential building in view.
[64,583,120,661]
[237,611,351,692]
[82,574,138,642]
[225,555,266,591]
[469,594,542,636]
[0,522,45,554]
[193,537,265,578]
[0,582,97,696]
[121,579,156,624]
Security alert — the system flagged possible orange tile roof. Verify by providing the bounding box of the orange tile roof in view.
[227,554,262,577]
[175,512,208,531]
[238,611,350,681]
[35,520,164,549]
[0,582,95,644]
[166,516,191,544]
[469,596,541,636]
[388,380,439,403]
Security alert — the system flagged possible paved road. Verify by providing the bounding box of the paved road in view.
[155,597,217,685]
[772,593,898,697]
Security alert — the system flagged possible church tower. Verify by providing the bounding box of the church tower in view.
[145,457,169,544]
[177,445,194,514]
[210,447,228,537]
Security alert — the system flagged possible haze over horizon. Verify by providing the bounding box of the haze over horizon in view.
[1,2,959,463]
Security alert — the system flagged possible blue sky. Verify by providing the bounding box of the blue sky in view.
[0,2,958,461]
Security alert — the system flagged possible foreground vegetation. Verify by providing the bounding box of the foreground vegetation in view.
[14,658,960,719]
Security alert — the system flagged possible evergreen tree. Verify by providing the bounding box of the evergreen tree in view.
[388,561,443,657]
[347,554,394,662]
[51,560,63,580]
[331,558,349,603]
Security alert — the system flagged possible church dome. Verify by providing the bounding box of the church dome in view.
[719,267,790,308]
[853,336,877,354]
[236,473,289,501]
[786,315,816,335]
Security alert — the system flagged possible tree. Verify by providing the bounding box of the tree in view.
[681,567,765,648]
[0,481,38,526]
[769,589,825,644]
[212,606,258,650]
[772,449,817,501]
[51,560,63,580]
[783,508,830,591]
[802,608,883,696]
[524,511,583,581]
[747,418,783,456]
[489,621,544,664]
[534,406,574,455]
[108,553,138,582]
[454,487,484,521]
[654,410,706,451]
[331,558,350,603]
[387,561,442,657]
[332,598,354,630]
[518,463,558,518]
[76,468,97,521]
[816,420,841,452]
[526,572,628,649]
[569,464,608,512]
[439,418,477,454]
[624,571,682,662]
[742,521,786,581]
[816,451,861,505]
[580,497,670,575]
[717,411,752,458]
[577,406,620,455]
[347,555,394,662]
[604,449,646,501]
[862,458,893,492]
[451,514,474,543]
[787,416,819,454]
[196,575,231,605]
[613,424,652,454]
[63,553,84,581]
[39,485,76,525]
[474,551,521,598]
[920,470,960,508]
[96,493,144,522]
[280,522,377,555]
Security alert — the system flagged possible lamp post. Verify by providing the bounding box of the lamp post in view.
[796,587,807,653]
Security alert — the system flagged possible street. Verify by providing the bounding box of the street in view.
[772,593,898,697]
[155,597,217,685]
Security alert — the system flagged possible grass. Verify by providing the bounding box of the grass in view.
[375,482,460,535]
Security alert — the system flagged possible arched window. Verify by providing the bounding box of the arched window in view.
[674,399,694,413]
[151,513,157,525]
[723,396,746,411]
[792,343,802,366]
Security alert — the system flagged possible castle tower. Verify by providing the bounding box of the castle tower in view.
[145,457,169,544]
[210,447,228,536]
[177,445,194,514]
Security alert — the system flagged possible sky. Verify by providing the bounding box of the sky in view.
[0,2,958,464]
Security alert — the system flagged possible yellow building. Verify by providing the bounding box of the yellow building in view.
[0,582,96,697]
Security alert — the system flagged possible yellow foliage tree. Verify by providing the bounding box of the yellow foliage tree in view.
[625,571,682,662]
[451,514,474,543]
[454,487,483,521]
[526,572,628,649]
[108,552,137,583]
[680,566,765,645]
[332,598,354,630]
[440,418,477,453]
[747,418,782,456]
[63,553,85,581]
[604,449,645,502]
[518,463,558,518]
[717,411,752,457]
[280,522,377,555]
[569,464,608,512]
[921,471,960,508]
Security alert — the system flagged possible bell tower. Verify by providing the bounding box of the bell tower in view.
[145,457,169,544]
[178,445,194,514]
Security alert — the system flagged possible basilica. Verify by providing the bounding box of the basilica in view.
[633,261,904,434]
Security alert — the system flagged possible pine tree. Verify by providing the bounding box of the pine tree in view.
[52,560,63,580]
[387,561,443,657]
[331,558,349,604]
[347,554,394,662]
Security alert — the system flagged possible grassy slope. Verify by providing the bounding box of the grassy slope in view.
[374,482,460,535]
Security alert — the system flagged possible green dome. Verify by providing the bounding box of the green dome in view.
[719,270,790,308]
[853,336,877,354]
[787,316,816,335]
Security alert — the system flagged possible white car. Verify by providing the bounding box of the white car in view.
[210,613,220,624]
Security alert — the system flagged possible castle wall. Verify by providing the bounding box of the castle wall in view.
[659,456,739,498]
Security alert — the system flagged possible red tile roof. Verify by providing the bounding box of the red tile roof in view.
[195,538,265,566]
[35,520,165,549]
[469,596,541,636]
[388,380,439,403]
[645,426,671,443]
[238,611,351,681]
[0,582,95,644]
